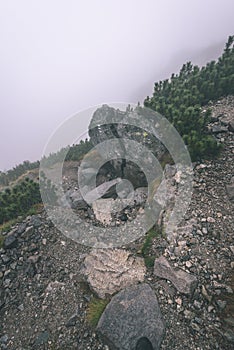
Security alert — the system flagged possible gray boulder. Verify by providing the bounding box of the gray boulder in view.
[68,189,88,210]
[3,232,17,249]
[154,256,197,295]
[97,283,165,350]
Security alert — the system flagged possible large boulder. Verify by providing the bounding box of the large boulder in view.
[82,249,146,298]
[97,283,165,350]
[88,105,166,189]
[66,189,88,210]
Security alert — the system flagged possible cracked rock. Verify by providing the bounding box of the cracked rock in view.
[82,249,146,298]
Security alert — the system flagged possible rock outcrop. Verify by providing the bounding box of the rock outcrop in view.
[88,104,166,189]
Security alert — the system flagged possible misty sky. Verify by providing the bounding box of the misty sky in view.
[0,0,233,171]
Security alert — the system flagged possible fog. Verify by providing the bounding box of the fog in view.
[0,0,233,170]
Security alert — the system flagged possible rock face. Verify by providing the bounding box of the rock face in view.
[88,104,166,189]
[97,283,165,350]
[82,249,146,298]
[154,256,198,295]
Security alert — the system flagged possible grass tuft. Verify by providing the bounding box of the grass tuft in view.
[87,298,109,327]
[141,228,159,268]
[0,235,5,249]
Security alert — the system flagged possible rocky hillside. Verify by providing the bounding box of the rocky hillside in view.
[0,96,234,349]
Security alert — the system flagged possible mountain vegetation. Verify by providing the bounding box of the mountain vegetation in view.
[144,35,234,160]
[0,176,57,225]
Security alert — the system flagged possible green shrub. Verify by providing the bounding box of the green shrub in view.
[141,228,159,268]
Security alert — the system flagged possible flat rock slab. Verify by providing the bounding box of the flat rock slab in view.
[82,249,146,298]
[97,283,165,350]
[154,256,197,295]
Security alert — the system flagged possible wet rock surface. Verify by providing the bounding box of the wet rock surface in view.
[0,96,233,349]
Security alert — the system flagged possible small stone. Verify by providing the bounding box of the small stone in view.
[4,279,11,288]
[16,222,27,235]
[42,238,47,245]
[230,246,234,254]
[1,255,10,264]
[190,322,201,332]
[201,285,212,302]
[216,300,227,310]
[3,233,17,249]
[28,255,40,264]
[208,306,214,312]
[18,304,24,311]
[66,313,78,327]
[30,215,42,228]
[175,297,182,306]
[178,240,187,247]
[0,335,8,344]
[193,300,202,309]
[185,261,192,268]
[202,227,208,234]
[34,331,49,346]
[207,217,215,223]
[217,212,222,218]
[184,309,194,319]
[225,285,233,294]
[10,262,17,270]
